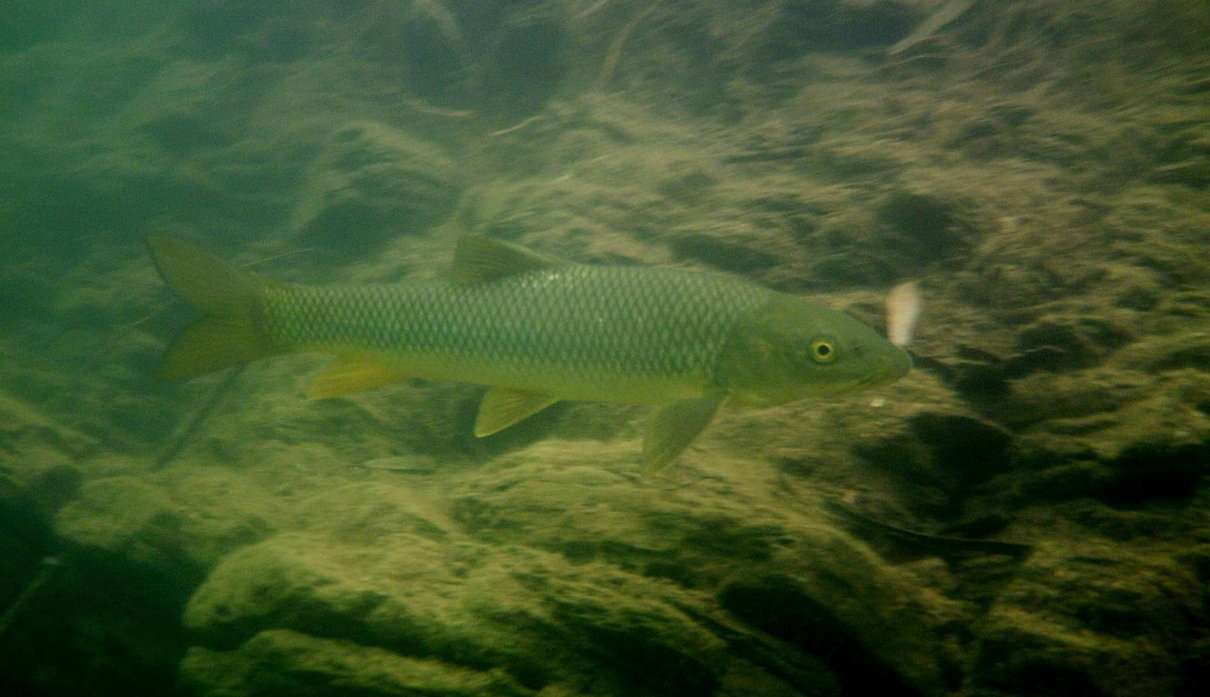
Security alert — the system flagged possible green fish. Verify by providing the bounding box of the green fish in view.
[147,234,910,469]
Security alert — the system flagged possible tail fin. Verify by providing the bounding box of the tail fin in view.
[146,237,275,380]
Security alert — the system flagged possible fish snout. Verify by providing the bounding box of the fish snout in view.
[867,345,912,386]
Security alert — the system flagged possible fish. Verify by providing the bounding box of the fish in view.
[146,234,911,469]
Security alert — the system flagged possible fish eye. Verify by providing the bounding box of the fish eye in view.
[809,338,836,364]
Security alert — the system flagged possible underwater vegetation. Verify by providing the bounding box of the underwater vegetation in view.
[1,1,1209,696]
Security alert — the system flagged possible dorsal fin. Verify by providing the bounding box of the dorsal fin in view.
[451,234,563,283]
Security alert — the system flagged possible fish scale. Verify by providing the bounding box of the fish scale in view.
[261,265,770,402]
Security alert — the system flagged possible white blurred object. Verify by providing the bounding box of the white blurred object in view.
[886,281,922,347]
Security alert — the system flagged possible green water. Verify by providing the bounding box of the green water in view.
[2,2,1208,696]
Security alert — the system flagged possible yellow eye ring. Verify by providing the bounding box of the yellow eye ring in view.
[809,338,836,364]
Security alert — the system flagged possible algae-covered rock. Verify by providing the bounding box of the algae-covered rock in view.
[181,629,532,697]
[292,121,460,261]
[178,439,961,696]
[55,470,276,592]
[55,476,206,597]
[183,531,726,696]
[972,547,1202,697]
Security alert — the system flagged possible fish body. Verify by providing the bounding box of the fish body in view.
[148,235,911,468]
[263,265,767,405]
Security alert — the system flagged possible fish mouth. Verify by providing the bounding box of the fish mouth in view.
[889,347,913,378]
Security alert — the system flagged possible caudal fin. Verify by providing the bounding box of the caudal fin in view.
[146,237,275,380]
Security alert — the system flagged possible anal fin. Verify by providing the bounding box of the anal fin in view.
[474,387,559,437]
[307,355,410,399]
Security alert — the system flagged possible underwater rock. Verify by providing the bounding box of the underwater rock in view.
[0,549,186,697]
[178,440,958,696]
[0,471,57,557]
[908,413,1014,487]
[175,1,299,58]
[293,121,460,262]
[449,441,956,695]
[719,574,928,697]
[358,0,472,106]
[1,475,200,697]
[0,472,58,638]
[1148,160,1210,189]
[759,0,919,56]
[484,9,566,118]
[25,463,81,513]
[972,549,1202,697]
[668,234,781,275]
[55,476,207,601]
[876,191,968,260]
[1004,428,1208,515]
[1012,317,1132,376]
[789,189,974,286]
[53,469,275,604]
[1134,330,1210,373]
[1094,440,1209,507]
[183,528,727,696]
[858,412,1014,515]
[181,629,532,697]
[951,360,1012,398]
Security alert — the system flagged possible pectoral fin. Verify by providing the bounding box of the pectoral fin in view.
[306,355,410,399]
[474,387,559,437]
[643,396,724,471]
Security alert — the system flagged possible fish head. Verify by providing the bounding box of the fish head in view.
[719,294,911,406]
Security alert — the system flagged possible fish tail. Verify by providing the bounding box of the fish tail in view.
[146,236,276,380]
